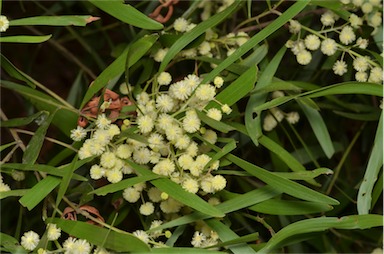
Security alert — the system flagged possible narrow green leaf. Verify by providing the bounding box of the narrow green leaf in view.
[1,81,78,135]
[273,168,333,181]
[259,136,318,186]
[19,176,61,210]
[200,1,309,85]
[357,114,383,214]
[196,110,235,133]
[90,175,160,196]
[22,111,54,165]
[311,1,351,20]
[250,199,333,215]
[9,15,99,26]
[227,154,339,205]
[80,34,158,108]
[0,163,87,181]
[242,44,269,67]
[245,46,287,146]
[333,110,381,121]
[89,0,162,30]
[0,111,45,127]
[0,141,17,152]
[56,155,78,207]
[306,82,383,98]
[0,35,52,43]
[0,233,26,253]
[0,189,29,199]
[259,215,383,253]
[213,232,259,248]
[205,219,257,254]
[47,218,150,252]
[149,248,223,254]
[151,178,225,218]
[159,1,241,72]
[206,65,257,109]
[1,54,38,88]
[299,102,335,158]
[128,160,225,218]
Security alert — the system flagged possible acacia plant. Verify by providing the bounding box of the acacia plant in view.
[0,1,383,253]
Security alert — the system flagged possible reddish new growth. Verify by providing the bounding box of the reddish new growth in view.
[149,0,180,23]
[62,205,105,226]
[78,89,133,127]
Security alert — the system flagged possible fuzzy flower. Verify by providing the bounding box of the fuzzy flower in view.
[47,224,61,241]
[21,231,40,251]
[93,129,113,146]
[148,187,162,203]
[169,81,192,100]
[157,113,174,131]
[137,115,154,134]
[182,178,199,193]
[369,12,382,28]
[206,108,222,121]
[191,231,207,247]
[321,11,337,26]
[352,0,364,6]
[133,230,149,244]
[178,154,194,170]
[339,26,356,45]
[203,129,217,144]
[182,110,201,133]
[63,237,77,252]
[201,177,215,193]
[355,71,368,82]
[96,114,111,129]
[356,37,369,49]
[184,74,201,90]
[195,84,216,101]
[186,142,199,157]
[236,31,249,46]
[291,41,305,55]
[156,94,175,113]
[286,112,300,124]
[105,169,123,183]
[100,152,117,168]
[70,126,87,141]
[0,182,10,192]
[11,171,25,181]
[175,135,191,150]
[263,113,278,131]
[165,124,183,141]
[72,239,91,254]
[123,187,141,203]
[349,13,363,28]
[213,76,224,88]
[353,56,370,72]
[116,144,132,159]
[149,220,163,239]
[296,50,312,65]
[333,60,348,76]
[0,15,9,32]
[221,104,232,114]
[174,17,189,32]
[160,198,183,213]
[368,67,383,83]
[139,202,155,216]
[153,48,168,62]
[157,72,172,86]
[321,38,338,56]
[211,175,226,191]
[133,147,151,164]
[153,159,176,176]
[198,41,211,55]
[304,34,321,50]
[90,165,105,180]
[362,2,373,13]
[289,20,301,34]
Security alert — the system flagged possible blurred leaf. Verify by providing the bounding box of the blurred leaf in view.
[0,141,17,152]
[0,111,45,127]
[259,215,384,253]
[56,155,78,207]
[213,232,259,248]
[357,114,383,214]
[0,35,52,43]
[250,199,333,215]
[19,176,61,210]
[1,81,78,135]
[0,189,29,199]
[1,54,38,88]
[205,219,257,254]
[47,218,150,252]
[371,171,383,210]
[159,33,205,49]
[149,248,223,254]
[242,44,269,67]
[9,15,99,26]
[0,233,26,254]
[159,1,241,72]
[245,46,287,146]
[90,175,160,196]
[22,111,54,165]
[310,1,351,20]
[80,34,158,108]
[306,82,383,98]
[333,110,381,121]
[89,0,163,30]
[273,168,333,181]
[299,102,335,158]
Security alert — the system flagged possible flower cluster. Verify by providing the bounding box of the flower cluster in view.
[0,174,11,192]
[71,72,232,247]
[286,2,383,83]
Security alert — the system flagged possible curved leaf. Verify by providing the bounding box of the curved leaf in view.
[250,199,333,215]
[0,35,52,43]
[9,16,99,26]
